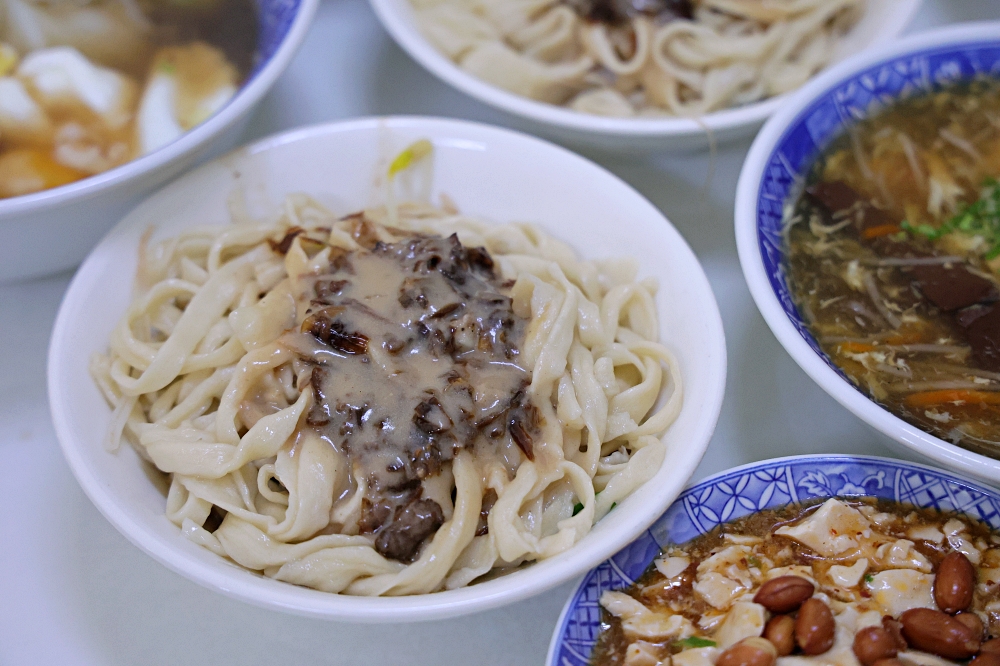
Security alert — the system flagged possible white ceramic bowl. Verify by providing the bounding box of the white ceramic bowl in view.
[0,0,318,284]
[369,0,920,153]
[736,23,1000,485]
[48,116,727,622]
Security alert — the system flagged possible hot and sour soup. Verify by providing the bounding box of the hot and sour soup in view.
[785,79,1000,456]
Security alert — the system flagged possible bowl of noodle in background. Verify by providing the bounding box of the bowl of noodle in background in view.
[736,23,1000,485]
[0,0,318,283]
[47,116,727,621]
[368,0,921,153]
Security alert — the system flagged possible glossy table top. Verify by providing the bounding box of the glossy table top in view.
[1,2,994,664]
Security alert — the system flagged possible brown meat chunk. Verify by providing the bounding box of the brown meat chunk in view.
[912,264,997,312]
[965,305,1000,372]
[806,181,863,213]
[374,498,445,562]
[567,0,692,24]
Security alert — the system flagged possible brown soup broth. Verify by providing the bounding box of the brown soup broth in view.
[589,498,1000,665]
[784,78,1000,456]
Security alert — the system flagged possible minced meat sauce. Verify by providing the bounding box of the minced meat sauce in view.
[565,0,693,25]
[276,221,540,563]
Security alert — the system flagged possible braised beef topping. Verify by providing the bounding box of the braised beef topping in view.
[314,279,349,303]
[359,497,394,534]
[287,230,540,562]
[956,304,994,329]
[965,306,1000,372]
[203,505,227,533]
[346,213,381,250]
[374,498,446,562]
[268,226,305,254]
[302,306,370,355]
[911,264,997,312]
[566,0,692,25]
[476,489,498,537]
[305,367,331,426]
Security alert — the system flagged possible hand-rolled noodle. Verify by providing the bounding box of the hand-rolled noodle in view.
[91,189,684,596]
[412,0,865,118]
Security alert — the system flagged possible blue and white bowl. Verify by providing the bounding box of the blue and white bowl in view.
[547,454,1000,666]
[0,0,319,282]
[735,23,1000,484]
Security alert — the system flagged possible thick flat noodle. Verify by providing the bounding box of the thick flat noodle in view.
[92,197,683,596]
[416,0,863,116]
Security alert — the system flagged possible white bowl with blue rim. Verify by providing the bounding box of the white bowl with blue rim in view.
[0,0,319,283]
[547,454,1000,666]
[735,22,1000,485]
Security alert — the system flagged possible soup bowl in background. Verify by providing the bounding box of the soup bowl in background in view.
[736,23,1000,484]
[47,116,727,621]
[547,454,1000,666]
[369,0,921,154]
[0,0,319,283]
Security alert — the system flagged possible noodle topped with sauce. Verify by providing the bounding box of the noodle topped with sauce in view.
[90,143,683,595]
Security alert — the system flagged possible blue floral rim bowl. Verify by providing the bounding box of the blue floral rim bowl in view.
[546,454,1000,666]
[735,23,1000,485]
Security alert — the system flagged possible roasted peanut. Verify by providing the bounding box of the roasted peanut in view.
[796,598,836,655]
[764,614,795,656]
[936,551,976,614]
[716,638,777,666]
[956,612,986,639]
[983,638,1000,655]
[900,608,981,659]
[853,626,900,666]
[972,654,1000,666]
[881,616,907,651]
[754,575,814,613]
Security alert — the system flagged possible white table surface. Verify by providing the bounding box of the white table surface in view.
[1,2,996,664]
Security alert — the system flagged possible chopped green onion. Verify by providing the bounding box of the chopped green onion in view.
[672,637,717,650]
[864,573,874,584]
[900,179,1000,256]
[747,555,761,568]
[572,502,584,516]
[610,502,617,511]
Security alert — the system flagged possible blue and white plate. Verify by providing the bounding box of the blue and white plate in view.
[735,23,1000,484]
[546,455,1000,666]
